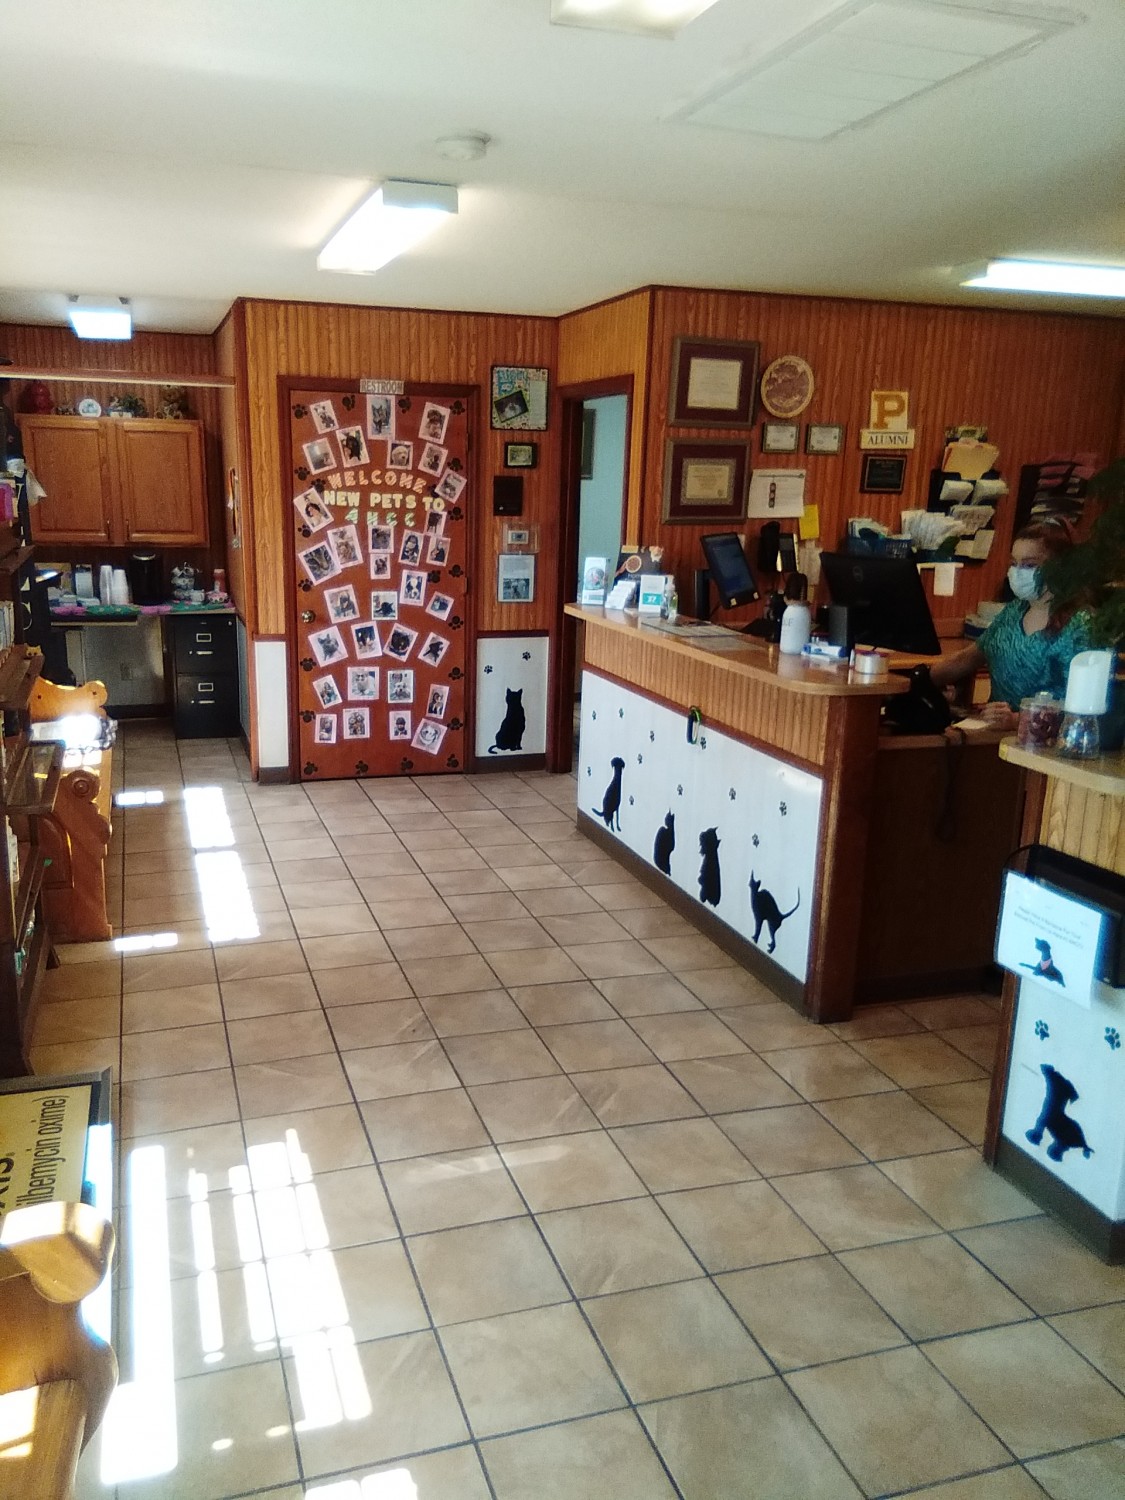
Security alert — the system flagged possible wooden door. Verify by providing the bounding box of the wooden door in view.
[19,417,112,544]
[289,386,472,781]
[112,419,208,546]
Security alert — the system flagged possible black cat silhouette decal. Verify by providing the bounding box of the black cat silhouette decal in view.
[1022,938,1065,985]
[749,873,800,954]
[489,688,526,754]
[653,812,675,874]
[698,828,721,907]
[594,757,626,831]
[1026,1064,1093,1162]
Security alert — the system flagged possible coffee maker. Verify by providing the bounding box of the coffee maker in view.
[128,552,162,605]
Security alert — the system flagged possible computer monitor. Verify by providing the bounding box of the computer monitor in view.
[819,552,941,655]
[700,532,760,610]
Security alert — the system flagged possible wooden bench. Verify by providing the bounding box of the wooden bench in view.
[29,681,113,945]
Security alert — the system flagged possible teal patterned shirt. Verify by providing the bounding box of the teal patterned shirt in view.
[978,601,1092,708]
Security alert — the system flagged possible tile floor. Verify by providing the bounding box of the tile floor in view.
[31,723,1125,1500]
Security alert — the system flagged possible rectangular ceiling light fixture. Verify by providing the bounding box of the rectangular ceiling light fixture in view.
[317,180,458,275]
[676,0,1078,139]
[550,0,720,38]
[960,259,1125,298]
[68,296,132,340]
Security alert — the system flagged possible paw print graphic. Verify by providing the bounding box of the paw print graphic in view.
[300,657,314,672]
[451,401,466,415]
[628,795,635,806]
[293,404,307,419]
[522,651,531,661]
[399,756,414,772]
[637,754,643,765]
[676,784,683,797]
[752,834,760,847]
[298,579,311,592]
[450,564,465,577]
[700,736,708,749]
[1035,1020,1050,1040]
[450,616,464,629]
[1106,1027,1121,1051]
[449,667,463,680]
[449,506,464,521]
[449,457,463,471]
[484,665,494,674]
[299,525,311,539]
[649,730,655,743]
[586,766,592,777]
[729,788,737,801]
[779,801,788,817]
[618,708,625,719]
[446,755,460,769]
[591,710,597,721]
[302,762,317,776]
[342,395,356,411]
[397,397,412,412]
[295,465,310,481]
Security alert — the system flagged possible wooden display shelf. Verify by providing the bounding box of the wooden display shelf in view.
[4,740,63,815]
[999,736,1125,798]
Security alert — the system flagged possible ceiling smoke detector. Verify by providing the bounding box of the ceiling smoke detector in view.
[434,134,491,162]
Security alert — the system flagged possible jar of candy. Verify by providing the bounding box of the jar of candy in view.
[1017,692,1063,749]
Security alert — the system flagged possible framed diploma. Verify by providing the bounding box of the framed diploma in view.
[662,439,750,523]
[669,337,760,427]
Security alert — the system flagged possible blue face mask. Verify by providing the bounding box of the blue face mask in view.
[1008,565,1041,602]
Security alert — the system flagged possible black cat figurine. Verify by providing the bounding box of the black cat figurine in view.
[698,828,721,907]
[594,757,626,831]
[653,811,675,874]
[489,688,526,754]
[749,873,800,953]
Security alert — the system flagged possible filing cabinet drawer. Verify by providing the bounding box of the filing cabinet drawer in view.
[172,614,237,675]
[173,673,240,739]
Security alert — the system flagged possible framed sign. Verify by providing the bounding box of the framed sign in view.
[761,421,799,454]
[806,423,845,455]
[663,439,750,524]
[669,337,759,427]
[503,441,538,469]
[861,454,907,494]
[491,366,549,431]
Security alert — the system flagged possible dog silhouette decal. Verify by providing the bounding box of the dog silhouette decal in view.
[1026,1063,1093,1162]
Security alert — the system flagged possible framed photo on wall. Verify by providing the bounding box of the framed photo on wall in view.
[761,421,799,454]
[491,367,549,431]
[668,337,759,427]
[503,441,538,469]
[861,453,907,494]
[806,423,845,455]
[662,438,750,524]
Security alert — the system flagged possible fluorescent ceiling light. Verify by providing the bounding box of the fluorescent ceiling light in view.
[551,0,720,38]
[317,180,457,275]
[68,296,132,340]
[960,259,1125,297]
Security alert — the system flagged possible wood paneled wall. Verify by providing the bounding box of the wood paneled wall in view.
[240,299,559,638]
[557,290,652,539]
[643,289,1125,622]
[212,308,253,626]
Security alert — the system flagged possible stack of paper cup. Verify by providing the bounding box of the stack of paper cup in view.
[99,564,114,604]
[111,568,131,606]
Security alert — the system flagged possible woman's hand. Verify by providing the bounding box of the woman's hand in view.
[978,701,1018,731]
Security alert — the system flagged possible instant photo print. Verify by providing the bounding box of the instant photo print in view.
[419,632,450,667]
[310,400,339,433]
[347,667,380,701]
[351,622,382,659]
[400,571,427,606]
[328,524,362,570]
[324,584,360,622]
[420,403,451,443]
[299,542,340,586]
[343,707,371,740]
[419,443,447,478]
[426,592,455,621]
[385,624,419,661]
[370,522,395,553]
[314,713,338,744]
[388,441,414,469]
[366,394,395,439]
[412,719,447,756]
[370,551,392,581]
[398,530,424,565]
[371,591,398,621]
[427,685,450,718]
[387,670,415,704]
[303,437,336,475]
[293,488,333,533]
[389,712,412,741]
[337,426,369,468]
[313,674,342,709]
[309,626,347,666]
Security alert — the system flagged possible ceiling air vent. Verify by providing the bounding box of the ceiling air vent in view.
[676,0,1082,140]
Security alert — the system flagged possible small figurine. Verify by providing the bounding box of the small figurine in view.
[156,385,190,420]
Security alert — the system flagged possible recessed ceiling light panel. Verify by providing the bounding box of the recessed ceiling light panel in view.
[551,0,720,39]
[317,180,458,276]
[68,295,132,340]
[960,259,1125,297]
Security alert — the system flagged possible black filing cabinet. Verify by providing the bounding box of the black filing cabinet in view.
[170,613,240,738]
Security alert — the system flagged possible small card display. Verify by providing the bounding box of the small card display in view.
[337,425,369,468]
[419,403,451,443]
[389,710,412,740]
[303,437,336,475]
[398,530,425,566]
[419,442,447,478]
[426,685,449,718]
[412,718,447,755]
[366,394,395,439]
[419,632,450,667]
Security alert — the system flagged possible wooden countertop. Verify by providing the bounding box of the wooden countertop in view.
[999,736,1125,797]
[566,605,910,699]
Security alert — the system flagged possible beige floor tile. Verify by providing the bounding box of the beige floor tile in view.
[121,1121,247,1196]
[718,1001,839,1052]
[402,953,500,996]
[611,1117,757,1192]
[469,1076,600,1142]
[538,1196,702,1296]
[119,1263,277,1379]
[243,1103,374,1177]
[572,1063,704,1126]
[501,1130,646,1211]
[290,1330,468,1477]
[625,1009,746,1061]
[272,1237,426,1344]
[429,868,509,896]
[408,1215,569,1325]
[906,995,1001,1031]
[910,1080,992,1144]
[214,938,307,981]
[669,1053,801,1112]
[536,911,630,946]
[463,916,557,952]
[227,1009,336,1064]
[292,902,378,937]
[328,998,434,1050]
[263,834,337,862]
[382,1145,525,1233]
[281,876,363,908]
[818,1090,965,1159]
[412,846,491,873]
[660,1178,825,1271]
[717,1103,864,1177]
[122,1066,239,1135]
[677,965,779,1008]
[367,897,455,932]
[385,923,478,960]
[220,971,322,1020]
[305,1447,492,1500]
[1049,1302,1125,1390]
[773,1164,940,1250]
[117,1181,246,1284]
[439,1302,624,1436]
[510,979,617,1026]
[829,1003,924,1041]
[258,1163,397,1250]
[585,880,667,911]
[121,1022,229,1081]
[789,1346,1009,1495]
[420,989,529,1036]
[854,1033,987,1089]
[516,885,602,917]
[565,939,666,980]
[924,1321,1125,1459]
[445,891,529,922]
[762,1041,898,1101]
[443,1028,561,1084]
[485,945,584,988]
[30,1037,118,1077]
[538,1018,657,1072]
[274,855,350,885]
[481,1409,678,1500]
[123,947,216,993]
[719,1254,904,1369]
[841,1234,1032,1338]
[235,1051,351,1118]
[33,994,121,1045]
[939,1023,1001,1069]
[113,1361,298,1499]
[343,1038,460,1099]
[122,982,223,1034]
[955,1217,1125,1314]
[880,1147,1040,1229]
[880,1469,1045,1499]
[1027,1440,1125,1500]
[300,931,395,971]
[642,935,734,971]
[344,851,423,879]
[612,907,697,941]
[314,960,411,1006]
[597,971,703,1017]
[640,1379,862,1500]
[361,1088,490,1161]
[585,1278,770,1401]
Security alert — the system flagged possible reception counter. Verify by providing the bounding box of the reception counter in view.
[566,606,1022,1023]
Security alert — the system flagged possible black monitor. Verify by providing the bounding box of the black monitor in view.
[820,553,941,655]
[700,532,759,610]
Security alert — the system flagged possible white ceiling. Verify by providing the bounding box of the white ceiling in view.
[1,0,1123,335]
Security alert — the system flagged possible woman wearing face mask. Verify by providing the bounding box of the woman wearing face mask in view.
[930,519,1090,729]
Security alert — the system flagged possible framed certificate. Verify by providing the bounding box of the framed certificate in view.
[662,439,750,523]
[762,422,800,454]
[669,338,760,427]
[806,423,845,455]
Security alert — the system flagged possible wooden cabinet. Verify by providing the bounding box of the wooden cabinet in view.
[19,415,209,548]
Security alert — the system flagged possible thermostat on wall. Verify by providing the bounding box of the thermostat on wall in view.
[493,476,524,516]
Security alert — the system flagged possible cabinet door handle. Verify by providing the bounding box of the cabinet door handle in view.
[198,682,214,693]
[196,632,212,642]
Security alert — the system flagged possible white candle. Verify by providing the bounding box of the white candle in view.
[1064,650,1114,715]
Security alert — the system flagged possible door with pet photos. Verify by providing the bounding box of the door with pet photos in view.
[288,385,472,780]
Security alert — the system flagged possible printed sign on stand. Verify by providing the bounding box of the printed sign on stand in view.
[996,870,1105,1006]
